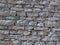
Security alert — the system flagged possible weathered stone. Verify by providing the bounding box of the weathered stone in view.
[25,26,33,30]
[39,42,45,45]
[15,5,22,8]
[50,1,58,6]
[16,1,25,4]
[8,0,16,4]
[0,26,7,29]
[33,8,41,12]
[24,8,32,12]
[27,12,38,17]
[13,40,20,45]
[20,17,26,20]
[0,3,5,7]
[57,42,60,45]
[26,17,34,21]
[9,26,24,30]
[0,11,9,16]
[40,1,47,5]
[0,34,4,40]
[5,16,18,20]
[0,0,60,45]
[47,17,59,21]
[17,11,26,16]
[6,41,12,45]
[28,21,36,26]
[23,31,31,35]
[34,27,48,31]
[32,31,37,35]
[37,23,43,27]
[0,20,15,25]
[10,11,16,16]
[38,31,47,36]
[11,7,23,11]
[0,41,5,45]
[16,20,28,25]
[4,31,9,34]
[48,10,56,12]
[47,42,56,45]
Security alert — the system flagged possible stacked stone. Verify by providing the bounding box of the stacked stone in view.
[0,0,60,45]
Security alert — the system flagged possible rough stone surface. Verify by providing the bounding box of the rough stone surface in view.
[0,0,60,45]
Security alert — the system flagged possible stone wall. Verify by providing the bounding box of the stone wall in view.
[0,0,60,45]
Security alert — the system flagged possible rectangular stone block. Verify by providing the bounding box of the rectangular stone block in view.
[10,11,16,16]
[57,42,60,45]
[11,7,23,11]
[25,26,33,30]
[0,26,7,29]
[33,8,41,12]
[17,11,26,16]
[6,41,12,45]
[16,0,25,5]
[0,41,5,45]
[47,42,56,45]
[34,27,48,31]
[9,26,24,30]
[8,0,16,4]
[27,12,38,17]
[0,34,4,40]
[5,16,18,20]
[0,11,9,16]
[0,3,5,7]
[24,8,32,12]
[0,20,15,26]
[13,40,20,45]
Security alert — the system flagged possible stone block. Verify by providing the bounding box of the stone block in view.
[0,41,5,45]
[9,26,24,30]
[13,40,20,45]
[47,42,56,45]
[0,34,4,40]
[57,42,60,45]
[10,11,16,16]
[27,12,38,17]
[6,41,12,45]
[8,0,16,4]
[0,20,15,26]
[23,31,31,35]
[16,1,25,5]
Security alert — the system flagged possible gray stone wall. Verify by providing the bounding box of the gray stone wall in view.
[0,0,60,45]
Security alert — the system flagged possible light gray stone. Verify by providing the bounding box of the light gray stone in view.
[11,7,23,11]
[13,40,20,45]
[24,8,32,12]
[27,12,38,17]
[57,42,60,45]
[50,1,58,6]
[47,42,56,45]
[0,20,15,25]
[0,11,9,16]
[0,41,5,45]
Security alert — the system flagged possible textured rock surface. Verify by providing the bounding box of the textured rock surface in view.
[0,0,60,45]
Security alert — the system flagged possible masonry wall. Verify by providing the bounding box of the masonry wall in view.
[0,0,60,45]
